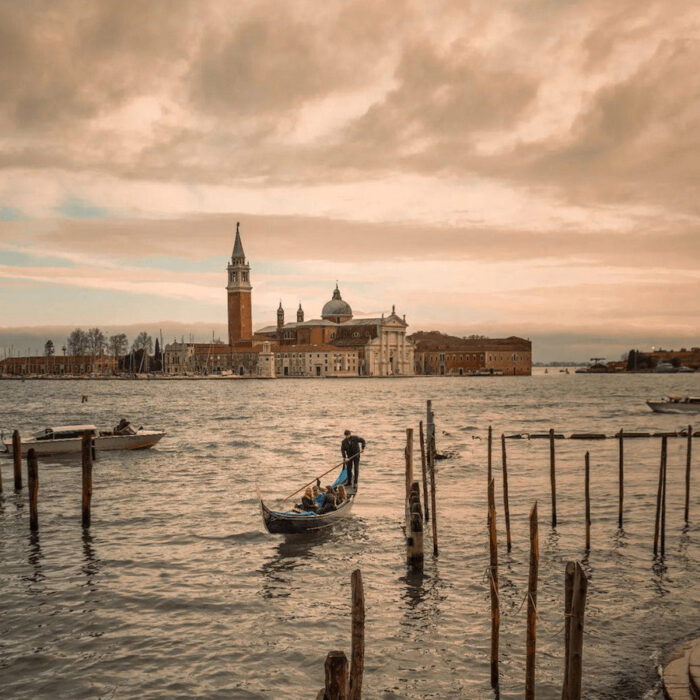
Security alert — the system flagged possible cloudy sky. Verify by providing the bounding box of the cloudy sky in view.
[1,0,698,360]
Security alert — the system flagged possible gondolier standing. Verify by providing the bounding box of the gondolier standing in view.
[341,430,366,489]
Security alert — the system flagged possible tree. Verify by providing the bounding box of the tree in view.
[154,337,160,359]
[132,332,153,354]
[67,328,89,355]
[86,327,106,356]
[108,333,128,358]
[44,340,55,356]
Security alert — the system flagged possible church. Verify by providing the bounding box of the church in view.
[164,224,414,377]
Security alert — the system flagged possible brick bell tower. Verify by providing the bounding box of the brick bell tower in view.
[227,222,252,345]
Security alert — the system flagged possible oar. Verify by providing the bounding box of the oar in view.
[279,452,361,505]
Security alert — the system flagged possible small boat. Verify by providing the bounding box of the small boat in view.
[2,422,165,456]
[260,465,356,534]
[646,396,700,414]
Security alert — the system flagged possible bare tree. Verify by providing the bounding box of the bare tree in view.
[108,333,128,358]
[86,328,106,356]
[131,332,153,354]
[67,328,89,355]
[44,339,55,356]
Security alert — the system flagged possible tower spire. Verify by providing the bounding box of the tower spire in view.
[232,221,245,262]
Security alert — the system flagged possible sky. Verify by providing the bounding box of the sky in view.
[0,0,699,361]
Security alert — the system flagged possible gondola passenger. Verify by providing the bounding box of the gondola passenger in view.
[336,484,348,503]
[295,487,317,513]
[318,486,337,514]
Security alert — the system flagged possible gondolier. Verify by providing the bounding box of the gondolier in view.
[341,430,366,488]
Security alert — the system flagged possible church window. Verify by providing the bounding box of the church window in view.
[231,271,237,282]
[243,272,248,281]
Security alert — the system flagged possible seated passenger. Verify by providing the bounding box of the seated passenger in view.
[336,484,348,503]
[318,485,338,514]
[113,418,135,435]
[299,487,317,512]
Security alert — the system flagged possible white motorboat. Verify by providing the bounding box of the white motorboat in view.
[646,396,700,414]
[2,423,165,456]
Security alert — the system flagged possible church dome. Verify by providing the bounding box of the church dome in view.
[322,284,352,322]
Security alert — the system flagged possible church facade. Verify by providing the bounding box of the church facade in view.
[164,224,414,377]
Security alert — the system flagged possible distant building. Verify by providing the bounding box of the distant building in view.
[411,332,532,376]
[626,347,700,371]
[0,355,118,376]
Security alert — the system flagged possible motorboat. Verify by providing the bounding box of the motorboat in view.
[2,422,165,456]
[260,464,356,534]
[646,396,700,414]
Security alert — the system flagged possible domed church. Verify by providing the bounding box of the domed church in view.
[321,284,353,323]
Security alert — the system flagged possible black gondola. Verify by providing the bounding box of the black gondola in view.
[259,465,357,534]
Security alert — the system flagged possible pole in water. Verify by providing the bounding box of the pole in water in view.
[487,425,493,484]
[428,405,439,557]
[501,433,512,552]
[406,481,424,570]
[584,452,591,552]
[685,424,692,523]
[562,561,575,696]
[525,501,539,700]
[488,478,500,691]
[419,420,430,524]
[81,432,93,529]
[618,430,624,529]
[321,650,348,700]
[549,428,557,528]
[12,429,22,490]
[660,436,667,558]
[653,437,667,558]
[564,562,589,700]
[349,569,365,700]
[405,428,414,502]
[27,448,39,532]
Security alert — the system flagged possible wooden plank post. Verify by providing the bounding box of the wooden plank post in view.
[321,651,348,700]
[406,482,424,570]
[405,428,414,502]
[501,433,512,552]
[488,478,500,691]
[487,425,493,484]
[562,561,576,697]
[13,429,22,490]
[584,452,591,551]
[685,424,692,523]
[526,502,539,699]
[427,401,439,557]
[419,421,430,523]
[660,436,667,558]
[564,562,589,700]
[81,432,93,529]
[549,428,557,528]
[653,436,667,557]
[349,569,365,700]
[617,430,624,529]
[27,448,39,532]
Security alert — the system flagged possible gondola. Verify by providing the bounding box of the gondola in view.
[260,464,357,535]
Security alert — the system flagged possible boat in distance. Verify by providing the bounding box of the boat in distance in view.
[260,465,356,534]
[2,423,166,456]
[646,396,700,414]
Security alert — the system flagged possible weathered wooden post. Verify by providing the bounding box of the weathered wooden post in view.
[685,425,692,523]
[406,482,424,570]
[27,448,39,532]
[562,561,576,697]
[584,452,591,551]
[427,401,438,557]
[501,433,512,552]
[549,428,557,527]
[419,421,430,523]
[653,437,667,557]
[526,502,539,699]
[564,562,589,700]
[405,428,414,502]
[81,432,93,529]
[660,436,667,558]
[12,429,22,490]
[488,478,500,691]
[349,569,365,700]
[487,425,493,484]
[617,429,624,529]
[319,651,348,700]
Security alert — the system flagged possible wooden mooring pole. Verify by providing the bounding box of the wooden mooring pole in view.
[562,561,575,697]
[427,401,439,557]
[653,436,667,558]
[501,433,512,552]
[685,425,692,524]
[405,428,414,502]
[487,425,493,484]
[563,562,588,700]
[549,428,557,528]
[81,432,93,529]
[406,483,424,570]
[419,421,430,524]
[526,501,539,699]
[13,429,22,490]
[584,452,591,551]
[617,430,624,529]
[27,448,39,532]
[488,478,500,691]
[349,569,365,700]
[318,651,348,700]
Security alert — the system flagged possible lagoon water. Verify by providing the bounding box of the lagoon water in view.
[1,374,699,698]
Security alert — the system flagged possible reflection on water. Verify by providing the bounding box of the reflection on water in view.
[0,374,699,698]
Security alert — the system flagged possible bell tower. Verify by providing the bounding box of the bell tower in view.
[227,222,252,345]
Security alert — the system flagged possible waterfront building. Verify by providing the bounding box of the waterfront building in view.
[411,331,532,376]
[0,355,118,376]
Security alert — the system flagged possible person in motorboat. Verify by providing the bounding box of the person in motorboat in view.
[113,418,136,436]
[317,485,338,514]
[341,430,366,489]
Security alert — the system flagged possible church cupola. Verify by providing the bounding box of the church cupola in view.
[321,282,353,323]
[297,303,304,323]
[226,222,253,345]
[277,300,285,329]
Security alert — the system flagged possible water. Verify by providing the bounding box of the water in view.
[1,374,699,698]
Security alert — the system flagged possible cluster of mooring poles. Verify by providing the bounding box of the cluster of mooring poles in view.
[0,430,96,531]
[403,400,440,573]
[486,422,694,697]
[317,569,365,700]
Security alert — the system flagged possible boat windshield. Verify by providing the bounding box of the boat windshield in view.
[33,425,97,440]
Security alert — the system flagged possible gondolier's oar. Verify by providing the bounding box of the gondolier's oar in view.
[279,452,361,505]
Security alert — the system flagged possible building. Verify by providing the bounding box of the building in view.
[0,355,118,376]
[411,332,532,376]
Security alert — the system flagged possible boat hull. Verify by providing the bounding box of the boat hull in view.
[647,402,700,414]
[260,497,354,534]
[3,430,165,456]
